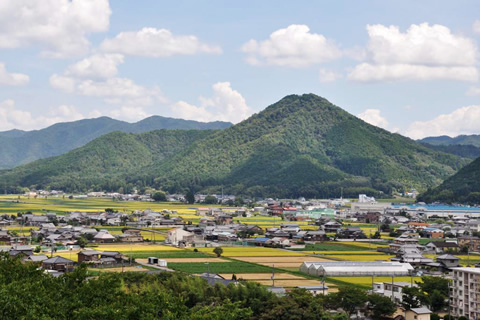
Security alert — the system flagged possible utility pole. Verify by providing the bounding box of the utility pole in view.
[391,275,395,301]
[271,264,275,287]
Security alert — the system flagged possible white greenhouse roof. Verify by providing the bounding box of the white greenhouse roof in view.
[300,261,413,276]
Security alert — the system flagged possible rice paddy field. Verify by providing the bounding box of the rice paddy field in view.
[193,246,307,257]
[0,194,426,291]
[329,276,422,289]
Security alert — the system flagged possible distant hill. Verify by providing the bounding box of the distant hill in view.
[418,156,480,204]
[0,116,231,169]
[0,129,215,192]
[0,94,468,198]
[420,143,480,159]
[419,135,480,147]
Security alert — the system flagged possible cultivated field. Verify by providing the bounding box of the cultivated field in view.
[194,246,308,257]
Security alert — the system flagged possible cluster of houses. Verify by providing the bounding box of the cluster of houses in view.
[1,244,127,276]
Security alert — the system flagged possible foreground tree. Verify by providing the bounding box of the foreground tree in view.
[213,247,223,257]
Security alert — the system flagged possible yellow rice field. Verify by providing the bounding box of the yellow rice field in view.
[194,247,307,257]
[322,254,394,261]
[330,276,422,287]
[94,244,180,252]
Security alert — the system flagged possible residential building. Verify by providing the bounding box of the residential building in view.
[450,267,480,319]
[405,308,431,320]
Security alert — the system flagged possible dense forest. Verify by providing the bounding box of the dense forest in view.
[419,134,480,148]
[418,155,480,204]
[420,143,480,159]
[0,116,231,169]
[0,94,468,198]
[0,254,388,320]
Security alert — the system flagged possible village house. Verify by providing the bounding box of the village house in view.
[93,230,116,243]
[167,228,194,247]
[77,250,101,264]
[407,222,430,230]
[42,256,75,272]
[425,241,459,254]
[117,230,144,242]
[458,236,480,252]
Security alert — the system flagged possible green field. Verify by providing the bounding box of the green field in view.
[168,261,281,273]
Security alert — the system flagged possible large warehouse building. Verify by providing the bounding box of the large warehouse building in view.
[300,261,414,277]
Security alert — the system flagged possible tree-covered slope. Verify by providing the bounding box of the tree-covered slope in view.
[0,116,231,169]
[420,142,480,159]
[418,156,480,203]
[0,130,214,192]
[145,94,466,198]
[419,134,480,147]
[0,94,467,197]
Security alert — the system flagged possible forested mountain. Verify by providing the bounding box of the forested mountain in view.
[0,116,231,169]
[419,135,480,147]
[420,143,480,159]
[418,156,480,204]
[0,94,468,198]
[0,130,215,193]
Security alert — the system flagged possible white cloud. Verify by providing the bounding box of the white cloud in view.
[0,0,111,58]
[241,24,341,67]
[467,86,480,96]
[349,63,478,82]
[171,82,253,123]
[65,54,124,79]
[109,106,149,122]
[402,105,413,110]
[405,105,480,139]
[0,63,29,86]
[319,68,341,83]
[474,20,480,34]
[100,27,222,57]
[0,99,87,131]
[348,23,479,82]
[50,74,166,108]
[357,109,389,130]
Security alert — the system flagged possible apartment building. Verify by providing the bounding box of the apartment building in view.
[450,267,480,319]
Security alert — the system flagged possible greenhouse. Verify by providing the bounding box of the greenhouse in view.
[300,261,414,277]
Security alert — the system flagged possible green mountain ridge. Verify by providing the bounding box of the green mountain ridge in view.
[0,116,231,169]
[0,94,468,198]
[419,135,480,148]
[1,130,215,192]
[418,156,480,204]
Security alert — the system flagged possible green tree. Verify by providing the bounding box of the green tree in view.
[76,236,88,248]
[185,190,195,204]
[401,286,422,310]
[204,195,217,204]
[151,191,167,202]
[213,247,223,257]
[331,286,367,316]
[367,294,396,320]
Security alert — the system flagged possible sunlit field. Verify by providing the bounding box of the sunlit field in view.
[193,246,307,257]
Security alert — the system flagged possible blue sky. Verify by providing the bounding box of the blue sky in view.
[0,0,479,139]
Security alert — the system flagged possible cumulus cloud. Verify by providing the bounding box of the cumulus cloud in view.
[109,106,149,122]
[474,20,480,34]
[100,27,222,57]
[65,54,124,79]
[348,23,479,82]
[0,0,111,58]
[0,63,29,86]
[357,109,389,130]
[349,63,478,82]
[0,100,88,131]
[319,68,341,83]
[171,82,253,123]
[405,105,480,139]
[241,24,341,67]
[50,74,167,108]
